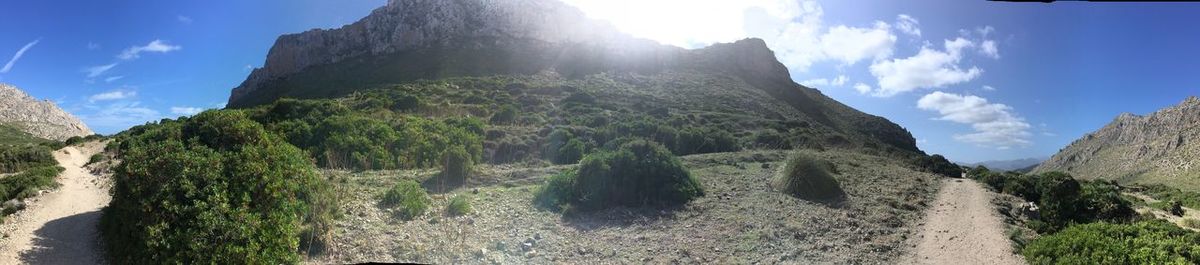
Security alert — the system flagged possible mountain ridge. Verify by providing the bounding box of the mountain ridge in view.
[1034,96,1200,190]
[0,83,93,141]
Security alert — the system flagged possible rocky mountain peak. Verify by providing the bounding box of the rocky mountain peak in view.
[0,83,93,140]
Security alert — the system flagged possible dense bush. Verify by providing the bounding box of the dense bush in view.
[542,129,585,164]
[1022,220,1200,264]
[982,171,1138,233]
[0,145,58,174]
[676,128,740,155]
[1138,184,1200,210]
[440,145,473,184]
[381,180,431,220]
[490,105,519,124]
[773,153,844,201]
[101,110,333,264]
[535,139,703,212]
[912,154,963,178]
[0,165,63,203]
[752,129,791,149]
[446,194,473,216]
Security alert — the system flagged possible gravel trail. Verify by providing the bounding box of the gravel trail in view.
[901,178,1025,265]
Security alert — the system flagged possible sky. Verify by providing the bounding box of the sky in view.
[2,1,1200,163]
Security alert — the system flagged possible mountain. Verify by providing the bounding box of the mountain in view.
[0,83,93,141]
[227,0,922,155]
[1034,96,1200,191]
[961,157,1045,172]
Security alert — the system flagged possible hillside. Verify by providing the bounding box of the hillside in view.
[0,83,93,141]
[961,157,1044,172]
[1034,96,1200,191]
[226,0,921,157]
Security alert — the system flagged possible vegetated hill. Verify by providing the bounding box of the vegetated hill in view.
[226,0,923,157]
[1034,96,1200,191]
[961,157,1045,172]
[0,83,93,141]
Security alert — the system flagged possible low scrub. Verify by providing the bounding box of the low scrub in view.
[1022,220,1200,264]
[440,145,473,184]
[0,145,58,174]
[446,194,473,216]
[773,153,844,202]
[0,165,64,204]
[535,139,703,212]
[382,180,431,220]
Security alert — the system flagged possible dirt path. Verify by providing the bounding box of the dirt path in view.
[901,179,1024,265]
[0,141,109,264]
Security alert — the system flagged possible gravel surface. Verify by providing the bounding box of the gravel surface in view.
[900,179,1025,265]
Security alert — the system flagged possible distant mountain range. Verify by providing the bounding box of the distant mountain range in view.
[1034,96,1200,191]
[959,157,1045,172]
[0,83,92,141]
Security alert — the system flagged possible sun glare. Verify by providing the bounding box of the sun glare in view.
[559,0,802,48]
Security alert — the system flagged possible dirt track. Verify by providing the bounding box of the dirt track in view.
[901,178,1024,265]
[0,142,109,264]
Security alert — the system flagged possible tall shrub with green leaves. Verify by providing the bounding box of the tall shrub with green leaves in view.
[535,139,703,211]
[101,110,332,264]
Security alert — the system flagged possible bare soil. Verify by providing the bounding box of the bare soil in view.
[307,149,941,264]
[0,141,110,264]
[900,178,1024,265]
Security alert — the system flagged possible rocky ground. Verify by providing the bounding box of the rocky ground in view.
[899,179,1025,265]
[307,149,941,264]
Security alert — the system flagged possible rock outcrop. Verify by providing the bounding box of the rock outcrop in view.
[1034,96,1200,189]
[227,0,922,154]
[0,83,93,140]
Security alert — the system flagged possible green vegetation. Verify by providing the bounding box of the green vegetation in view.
[0,165,64,203]
[101,110,335,264]
[64,134,105,146]
[1022,220,1200,264]
[912,154,962,178]
[446,194,473,216]
[381,180,431,220]
[440,145,473,184]
[490,105,519,124]
[1137,184,1200,210]
[1183,219,1200,229]
[971,168,1137,233]
[535,139,704,212]
[0,123,55,146]
[773,153,844,201]
[0,145,57,174]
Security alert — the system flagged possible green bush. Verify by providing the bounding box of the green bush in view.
[543,129,582,164]
[441,145,473,184]
[1137,184,1200,210]
[773,153,844,201]
[381,180,431,220]
[0,145,58,174]
[490,105,519,124]
[86,153,104,166]
[0,165,63,202]
[446,194,473,216]
[912,154,962,178]
[101,110,333,264]
[752,129,791,149]
[1022,220,1200,264]
[535,139,703,211]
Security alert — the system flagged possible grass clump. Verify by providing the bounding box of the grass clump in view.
[535,139,703,212]
[440,145,473,184]
[1022,220,1200,264]
[382,180,431,220]
[446,194,473,216]
[773,153,844,202]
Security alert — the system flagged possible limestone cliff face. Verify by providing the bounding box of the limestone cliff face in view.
[0,83,93,140]
[226,0,922,154]
[230,0,632,105]
[1034,96,1200,189]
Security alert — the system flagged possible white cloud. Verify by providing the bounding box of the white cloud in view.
[177,15,193,24]
[1,39,40,73]
[117,40,181,60]
[868,38,983,97]
[980,40,999,59]
[104,76,125,83]
[560,0,900,73]
[896,14,921,37]
[801,75,847,87]
[87,42,101,50]
[853,82,872,94]
[88,90,136,102]
[917,91,1031,149]
[78,101,161,133]
[84,63,118,78]
[976,26,995,38]
[819,22,896,65]
[982,85,995,91]
[170,106,204,116]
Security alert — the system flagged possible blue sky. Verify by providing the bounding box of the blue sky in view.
[2,0,1199,163]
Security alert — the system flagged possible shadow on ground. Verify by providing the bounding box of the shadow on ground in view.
[18,210,104,265]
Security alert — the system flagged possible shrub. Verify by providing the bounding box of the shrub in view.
[1034,172,1082,232]
[446,194,473,216]
[1168,200,1185,217]
[1183,219,1200,229]
[0,165,63,201]
[773,153,844,201]
[490,105,519,124]
[440,145,474,184]
[381,180,431,220]
[752,129,791,149]
[1079,180,1137,222]
[556,139,586,164]
[542,129,579,164]
[0,145,58,174]
[86,153,104,166]
[535,139,703,211]
[1022,220,1200,264]
[101,110,333,264]
[913,154,963,178]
